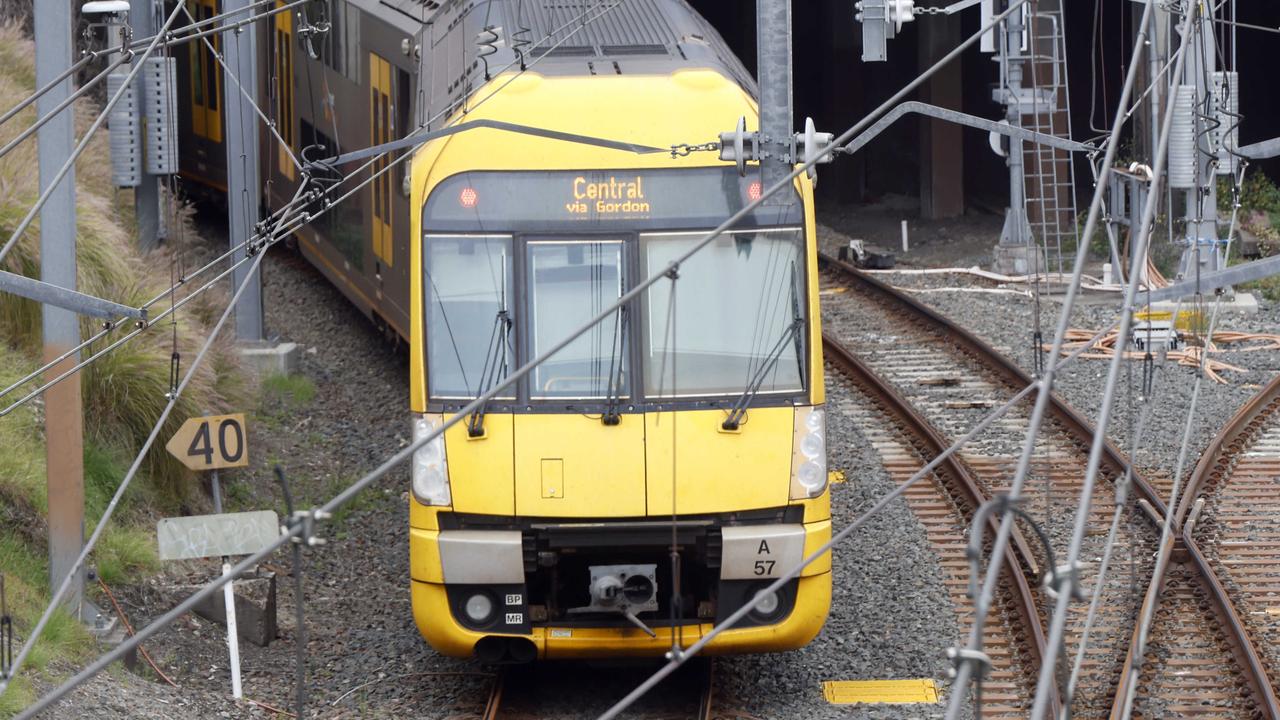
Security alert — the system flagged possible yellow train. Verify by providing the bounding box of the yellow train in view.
[174,0,830,662]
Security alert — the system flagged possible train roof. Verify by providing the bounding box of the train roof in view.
[343,0,756,129]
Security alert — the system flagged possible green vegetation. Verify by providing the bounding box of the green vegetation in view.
[261,372,317,411]
[0,23,243,713]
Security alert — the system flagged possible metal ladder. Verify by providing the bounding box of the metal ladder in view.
[1020,0,1080,275]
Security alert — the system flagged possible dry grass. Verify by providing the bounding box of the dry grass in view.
[0,23,243,501]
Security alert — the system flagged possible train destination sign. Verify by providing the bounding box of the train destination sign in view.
[566,175,651,216]
[424,167,803,232]
[166,413,249,471]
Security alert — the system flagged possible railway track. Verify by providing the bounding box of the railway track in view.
[478,660,719,719]
[819,253,1171,715]
[823,333,1048,716]
[1119,372,1280,717]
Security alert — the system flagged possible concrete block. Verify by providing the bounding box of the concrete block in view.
[991,243,1048,276]
[1151,291,1258,315]
[239,342,299,377]
[190,572,278,646]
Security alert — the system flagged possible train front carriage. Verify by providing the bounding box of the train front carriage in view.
[405,57,831,661]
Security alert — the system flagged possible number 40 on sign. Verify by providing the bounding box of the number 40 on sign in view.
[165,413,249,471]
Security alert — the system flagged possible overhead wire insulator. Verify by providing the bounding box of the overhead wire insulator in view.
[718,116,758,177]
[794,117,835,186]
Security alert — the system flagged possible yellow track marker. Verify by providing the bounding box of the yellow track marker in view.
[822,679,940,704]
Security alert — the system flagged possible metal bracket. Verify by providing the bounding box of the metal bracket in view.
[946,647,992,680]
[0,270,145,320]
[1043,561,1086,601]
[285,509,331,547]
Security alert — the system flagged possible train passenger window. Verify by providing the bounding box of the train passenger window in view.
[425,235,514,399]
[527,241,626,399]
[641,230,805,397]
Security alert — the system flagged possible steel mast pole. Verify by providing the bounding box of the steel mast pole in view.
[224,0,263,341]
[130,0,162,251]
[35,0,87,616]
[757,0,793,203]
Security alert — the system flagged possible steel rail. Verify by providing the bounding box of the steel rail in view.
[18,2,1008,712]
[819,254,1167,517]
[0,0,186,265]
[823,332,1053,713]
[1153,373,1280,715]
[946,0,1163,713]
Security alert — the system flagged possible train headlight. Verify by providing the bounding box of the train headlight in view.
[411,414,451,506]
[464,592,495,624]
[790,406,827,500]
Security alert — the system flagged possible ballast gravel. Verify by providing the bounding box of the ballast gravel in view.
[719,374,961,720]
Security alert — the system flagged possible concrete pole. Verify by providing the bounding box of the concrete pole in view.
[35,0,86,615]
[756,0,793,204]
[130,0,162,252]
[223,0,263,340]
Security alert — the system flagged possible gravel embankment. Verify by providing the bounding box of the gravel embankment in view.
[719,374,960,720]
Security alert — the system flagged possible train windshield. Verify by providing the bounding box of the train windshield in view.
[424,235,515,399]
[641,229,805,397]
[527,240,627,398]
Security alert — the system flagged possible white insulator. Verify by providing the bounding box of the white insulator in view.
[143,56,179,175]
[106,70,139,187]
[1212,71,1239,176]
[1167,85,1197,189]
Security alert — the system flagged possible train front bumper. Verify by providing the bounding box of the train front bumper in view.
[408,515,832,660]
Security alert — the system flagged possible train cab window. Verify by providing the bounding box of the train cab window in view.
[641,229,805,397]
[425,235,514,399]
[526,240,626,399]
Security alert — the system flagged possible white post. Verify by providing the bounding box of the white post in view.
[222,563,242,698]
[901,220,909,253]
[210,469,242,699]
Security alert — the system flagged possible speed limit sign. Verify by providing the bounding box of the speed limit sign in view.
[165,413,249,471]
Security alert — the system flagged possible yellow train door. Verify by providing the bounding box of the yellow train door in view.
[369,52,392,270]
[187,0,221,142]
[273,1,296,181]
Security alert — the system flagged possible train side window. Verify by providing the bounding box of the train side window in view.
[343,3,361,82]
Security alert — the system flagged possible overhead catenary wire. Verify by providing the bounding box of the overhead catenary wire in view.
[1117,157,1252,720]
[0,182,308,701]
[0,0,626,416]
[17,4,1045,710]
[944,0,1169,715]
[0,0,187,265]
[1021,3,1201,717]
[3,0,638,698]
[180,2,305,174]
[0,52,132,160]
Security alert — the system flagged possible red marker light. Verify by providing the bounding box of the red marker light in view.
[459,187,479,208]
[747,181,762,201]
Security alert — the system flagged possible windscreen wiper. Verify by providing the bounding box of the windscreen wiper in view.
[467,308,512,437]
[601,306,629,426]
[721,316,804,431]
